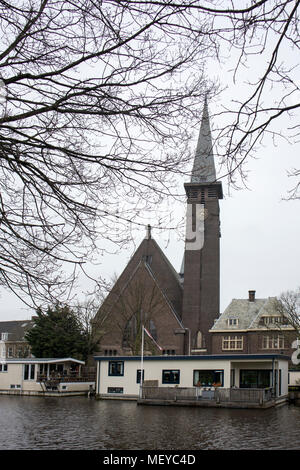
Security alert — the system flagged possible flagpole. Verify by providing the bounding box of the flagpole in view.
[140,324,144,399]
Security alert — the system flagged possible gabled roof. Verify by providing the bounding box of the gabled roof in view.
[0,320,34,342]
[210,297,293,332]
[97,235,183,321]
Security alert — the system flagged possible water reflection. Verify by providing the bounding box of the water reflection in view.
[0,396,299,450]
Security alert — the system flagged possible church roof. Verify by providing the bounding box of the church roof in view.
[97,235,183,322]
[191,97,216,183]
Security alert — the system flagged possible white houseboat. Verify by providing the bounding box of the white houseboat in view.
[94,354,290,408]
[0,357,95,396]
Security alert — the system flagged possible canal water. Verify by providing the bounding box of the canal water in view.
[0,395,300,450]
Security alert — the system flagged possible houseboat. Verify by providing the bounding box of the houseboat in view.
[94,354,290,408]
[0,357,95,396]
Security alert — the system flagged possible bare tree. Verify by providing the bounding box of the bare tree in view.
[0,0,219,306]
[276,287,300,335]
[0,0,299,308]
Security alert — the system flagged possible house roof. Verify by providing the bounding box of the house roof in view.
[1,357,85,365]
[94,353,290,362]
[0,320,34,341]
[210,297,293,332]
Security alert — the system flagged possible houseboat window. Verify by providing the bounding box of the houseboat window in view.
[136,369,145,384]
[107,387,124,394]
[240,369,272,388]
[24,364,35,380]
[193,370,224,387]
[162,370,180,384]
[0,364,7,372]
[108,361,124,376]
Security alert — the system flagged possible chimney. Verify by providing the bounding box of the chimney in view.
[248,290,256,302]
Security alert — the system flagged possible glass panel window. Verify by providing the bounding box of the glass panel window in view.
[108,361,124,376]
[24,364,29,380]
[240,370,272,388]
[222,335,243,350]
[23,364,35,380]
[262,335,285,349]
[107,387,123,394]
[136,369,145,384]
[193,370,224,387]
[162,370,180,384]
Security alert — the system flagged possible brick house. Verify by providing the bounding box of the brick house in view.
[0,320,34,359]
[210,290,297,358]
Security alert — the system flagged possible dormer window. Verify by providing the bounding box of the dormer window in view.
[228,318,238,326]
[263,316,282,325]
[1,333,8,341]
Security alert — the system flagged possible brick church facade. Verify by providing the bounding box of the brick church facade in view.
[93,100,296,358]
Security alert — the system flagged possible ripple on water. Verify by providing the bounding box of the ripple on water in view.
[0,396,300,450]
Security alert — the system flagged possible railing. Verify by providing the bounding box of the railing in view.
[141,386,274,405]
[215,387,273,404]
[37,374,96,383]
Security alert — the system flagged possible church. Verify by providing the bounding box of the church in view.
[93,101,296,360]
[93,99,223,357]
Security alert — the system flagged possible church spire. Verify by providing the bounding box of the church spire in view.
[191,97,216,183]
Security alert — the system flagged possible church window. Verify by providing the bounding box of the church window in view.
[196,331,206,349]
[207,187,217,198]
[104,349,117,356]
[222,335,243,350]
[122,316,137,347]
[162,369,180,384]
[142,255,152,265]
[149,320,157,341]
[189,189,198,199]
[108,361,124,376]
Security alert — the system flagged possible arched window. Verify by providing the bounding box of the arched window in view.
[196,330,206,349]
[149,320,157,341]
[122,316,137,347]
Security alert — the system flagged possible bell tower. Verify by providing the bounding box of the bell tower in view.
[181,99,223,354]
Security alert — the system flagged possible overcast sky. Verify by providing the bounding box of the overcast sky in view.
[0,19,299,322]
[1,119,298,321]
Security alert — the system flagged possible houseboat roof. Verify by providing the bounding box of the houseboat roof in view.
[94,353,290,362]
[0,357,85,365]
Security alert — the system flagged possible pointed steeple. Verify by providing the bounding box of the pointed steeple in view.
[191,97,216,183]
